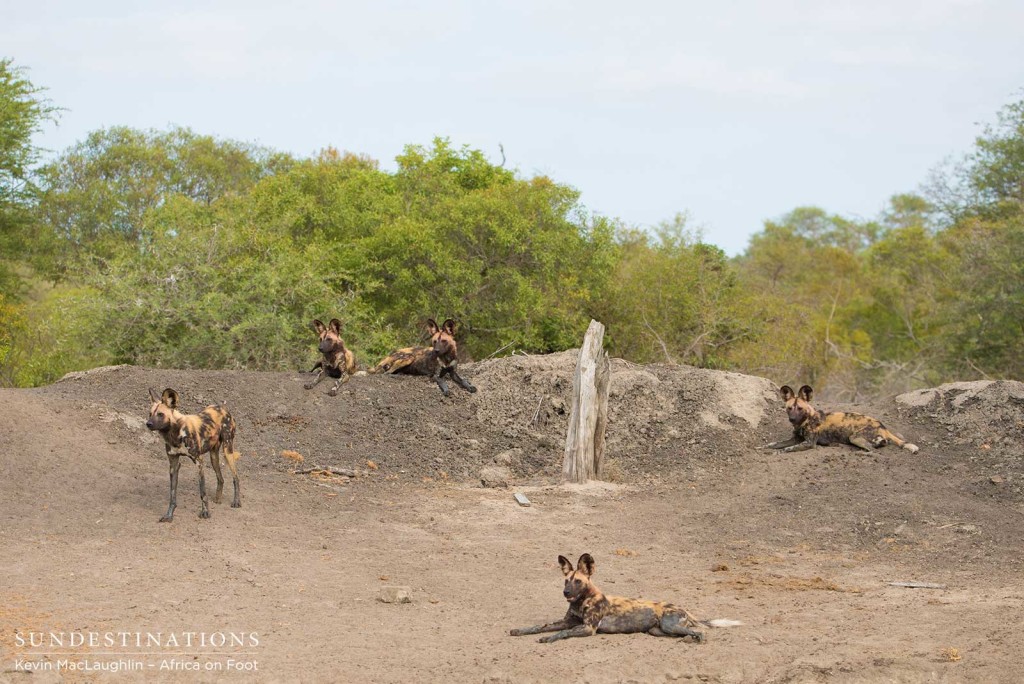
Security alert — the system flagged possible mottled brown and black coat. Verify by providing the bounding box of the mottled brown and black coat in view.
[305,318,358,396]
[370,318,476,396]
[145,388,242,522]
[766,385,919,454]
[510,554,740,643]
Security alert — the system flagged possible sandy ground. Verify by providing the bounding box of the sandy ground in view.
[1,361,1022,683]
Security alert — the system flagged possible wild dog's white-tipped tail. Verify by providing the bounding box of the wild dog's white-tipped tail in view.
[703,619,742,628]
[903,443,920,454]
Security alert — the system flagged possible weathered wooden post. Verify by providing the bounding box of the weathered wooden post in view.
[562,319,611,483]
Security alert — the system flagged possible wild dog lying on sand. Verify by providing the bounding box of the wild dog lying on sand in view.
[145,388,242,522]
[305,318,358,396]
[765,384,919,454]
[510,554,741,643]
[370,318,477,396]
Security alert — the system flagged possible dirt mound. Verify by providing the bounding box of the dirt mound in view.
[40,352,781,487]
[470,351,779,479]
[895,380,1024,452]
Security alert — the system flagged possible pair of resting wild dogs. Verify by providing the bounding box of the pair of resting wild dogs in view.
[305,317,477,397]
[511,554,740,643]
[145,388,242,522]
[765,384,919,454]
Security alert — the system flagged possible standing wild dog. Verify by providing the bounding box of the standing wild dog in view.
[510,554,741,643]
[765,384,920,454]
[370,318,477,396]
[305,318,358,396]
[145,388,242,522]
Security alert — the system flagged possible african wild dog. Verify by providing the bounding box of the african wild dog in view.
[510,554,741,643]
[145,388,242,522]
[370,318,477,396]
[765,384,920,454]
[305,318,358,396]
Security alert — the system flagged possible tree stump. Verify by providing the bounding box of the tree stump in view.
[562,320,610,483]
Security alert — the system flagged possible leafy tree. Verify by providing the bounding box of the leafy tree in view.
[0,58,59,295]
[920,96,1024,379]
[969,97,1024,215]
[597,215,750,367]
[937,215,1024,379]
[852,215,952,393]
[35,126,292,276]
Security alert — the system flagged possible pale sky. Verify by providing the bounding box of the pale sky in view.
[4,0,1023,254]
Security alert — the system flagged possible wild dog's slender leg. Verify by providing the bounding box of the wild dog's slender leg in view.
[848,435,875,451]
[538,624,597,643]
[764,436,801,450]
[196,456,210,519]
[648,627,670,636]
[160,452,182,523]
[660,613,706,642]
[305,364,325,390]
[782,439,816,453]
[881,429,920,453]
[510,618,577,636]
[433,369,450,396]
[221,435,241,508]
[210,447,225,503]
[449,367,477,393]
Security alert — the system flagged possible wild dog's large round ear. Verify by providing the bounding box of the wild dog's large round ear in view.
[161,388,179,409]
[577,553,595,577]
[148,387,161,403]
[312,319,326,334]
[442,319,456,335]
[780,385,795,401]
[426,318,440,335]
[329,318,342,334]
[798,385,813,402]
[558,555,574,576]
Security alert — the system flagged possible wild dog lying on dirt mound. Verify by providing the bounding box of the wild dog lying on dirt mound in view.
[765,384,920,454]
[370,318,477,396]
[305,318,358,396]
[510,554,741,643]
[145,388,242,522]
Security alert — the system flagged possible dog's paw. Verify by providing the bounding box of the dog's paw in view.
[328,388,338,397]
[199,510,211,519]
[303,383,315,390]
[231,501,241,508]
[158,515,173,523]
[509,629,521,636]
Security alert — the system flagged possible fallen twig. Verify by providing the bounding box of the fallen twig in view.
[888,581,947,589]
[530,395,545,425]
[292,466,361,478]
[485,340,517,360]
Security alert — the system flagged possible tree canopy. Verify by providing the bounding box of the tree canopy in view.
[2,76,1023,397]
